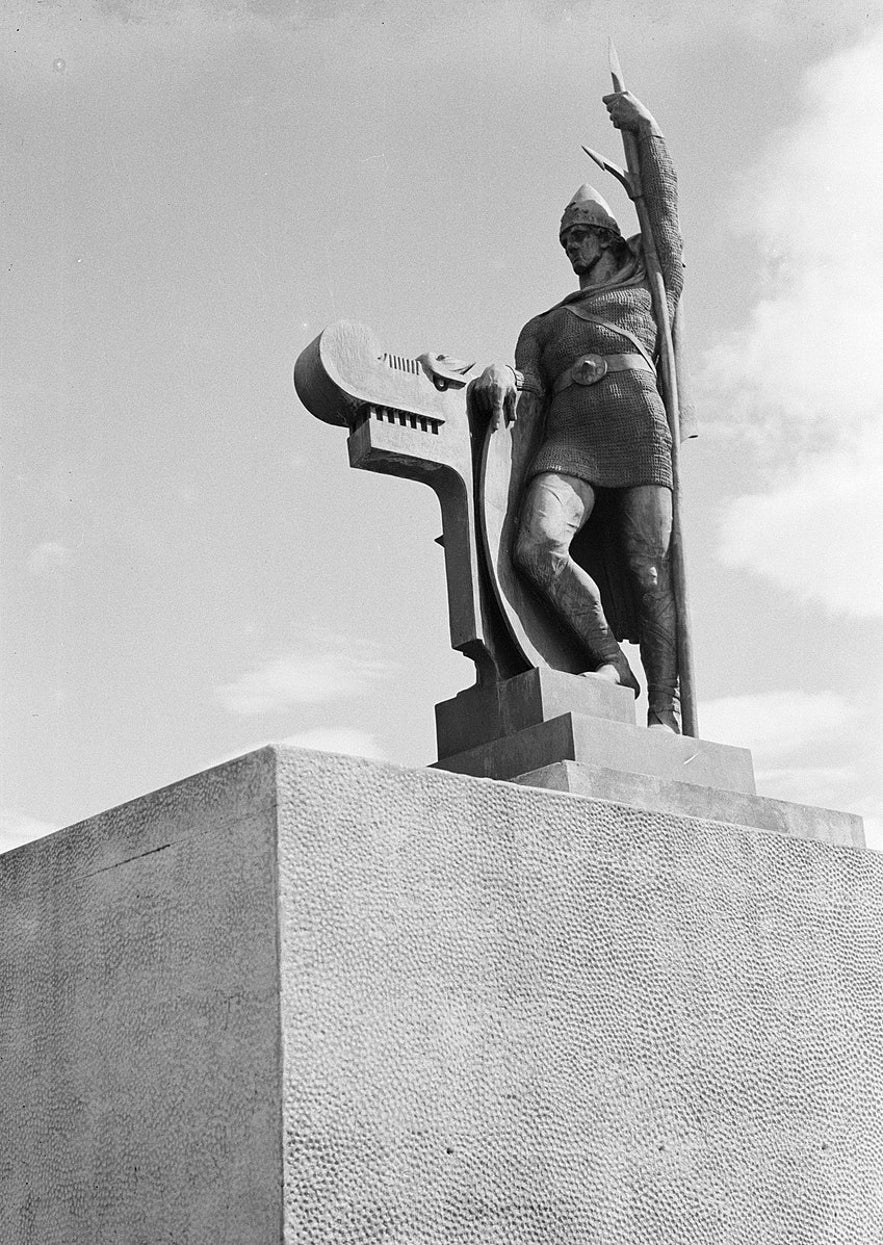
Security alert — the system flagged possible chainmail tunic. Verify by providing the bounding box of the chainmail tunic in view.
[517,132,683,490]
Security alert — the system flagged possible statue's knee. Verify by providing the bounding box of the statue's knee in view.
[513,529,541,581]
[514,529,564,586]
[629,557,668,595]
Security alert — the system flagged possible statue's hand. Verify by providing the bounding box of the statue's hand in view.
[468,364,518,432]
[602,90,660,136]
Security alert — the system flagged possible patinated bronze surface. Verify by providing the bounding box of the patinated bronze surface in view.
[469,90,689,732]
[294,320,524,683]
[294,88,697,735]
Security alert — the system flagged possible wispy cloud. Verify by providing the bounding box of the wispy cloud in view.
[753,766,882,851]
[0,808,57,855]
[704,24,883,617]
[719,444,883,618]
[700,690,882,845]
[281,727,388,761]
[216,642,396,715]
[701,689,854,761]
[27,540,72,577]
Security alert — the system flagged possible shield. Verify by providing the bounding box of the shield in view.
[478,394,641,673]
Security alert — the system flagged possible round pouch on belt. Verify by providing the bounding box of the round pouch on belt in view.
[571,353,608,385]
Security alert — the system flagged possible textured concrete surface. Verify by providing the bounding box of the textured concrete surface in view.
[514,759,865,848]
[3,746,882,1243]
[435,710,756,794]
[0,750,282,1245]
[275,748,882,1243]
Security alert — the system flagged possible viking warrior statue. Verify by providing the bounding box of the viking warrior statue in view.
[469,89,694,733]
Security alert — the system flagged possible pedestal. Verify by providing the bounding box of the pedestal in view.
[1,745,880,1243]
[434,669,864,848]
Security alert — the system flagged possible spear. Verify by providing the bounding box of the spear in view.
[582,40,699,737]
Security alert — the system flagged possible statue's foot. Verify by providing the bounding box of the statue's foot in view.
[581,652,640,697]
[647,706,681,734]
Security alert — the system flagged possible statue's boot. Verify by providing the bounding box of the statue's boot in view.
[638,570,680,733]
[582,647,641,696]
[647,698,680,733]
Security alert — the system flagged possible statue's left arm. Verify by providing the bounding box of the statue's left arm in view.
[604,91,685,305]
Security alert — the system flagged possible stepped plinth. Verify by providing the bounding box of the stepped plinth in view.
[434,669,864,848]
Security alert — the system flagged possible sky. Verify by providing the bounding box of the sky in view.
[2,0,882,852]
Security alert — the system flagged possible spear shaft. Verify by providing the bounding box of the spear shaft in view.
[608,43,699,737]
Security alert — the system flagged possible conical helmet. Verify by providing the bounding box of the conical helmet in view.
[559,184,620,243]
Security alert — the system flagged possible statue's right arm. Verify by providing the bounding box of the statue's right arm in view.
[509,317,546,429]
[468,317,546,433]
[514,318,546,400]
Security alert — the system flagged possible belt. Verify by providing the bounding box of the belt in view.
[552,352,655,394]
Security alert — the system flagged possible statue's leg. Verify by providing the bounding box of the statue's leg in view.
[620,484,679,732]
[514,472,639,693]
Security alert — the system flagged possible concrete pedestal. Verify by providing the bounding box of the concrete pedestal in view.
[2,745,881,1243]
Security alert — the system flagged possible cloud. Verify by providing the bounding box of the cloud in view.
[700,690,883,843]
[700,689,853,762]
[719,440,883,618]
[750,762,859,809]
[27,540,72,577]
[0,808,58,854]
[216,644,395,714]
[199,724,389,771]
[281,727,388,761]
[751,765,882,850]
[704,24,883,617]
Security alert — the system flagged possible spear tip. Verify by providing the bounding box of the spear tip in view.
[608,38,625,92]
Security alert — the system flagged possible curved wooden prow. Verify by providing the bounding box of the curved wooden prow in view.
[295,320,461,430]
[294,320,524,683]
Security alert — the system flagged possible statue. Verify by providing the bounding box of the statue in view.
[294,50,700,739]
[469,84,693,733]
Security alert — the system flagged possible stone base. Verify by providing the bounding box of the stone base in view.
[2,746,880,1243]
[433,671,863,847]
[515,759,865,848]
[435,709,756,794]
[435,667,635,758]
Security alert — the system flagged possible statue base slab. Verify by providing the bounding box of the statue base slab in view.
[513,759,864,848]
[435,667,635,758]
[434,709,756,795]
[433,670,861,846]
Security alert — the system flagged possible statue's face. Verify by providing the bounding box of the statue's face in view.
[562,226,605,275]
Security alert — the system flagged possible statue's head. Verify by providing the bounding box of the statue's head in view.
[559,183,620,240]
[559,184,622,274]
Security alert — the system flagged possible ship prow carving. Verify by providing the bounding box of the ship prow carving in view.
[294,320,479,429]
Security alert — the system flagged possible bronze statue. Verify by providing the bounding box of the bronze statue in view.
[294,54,700,741]
[468,88,692,733]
